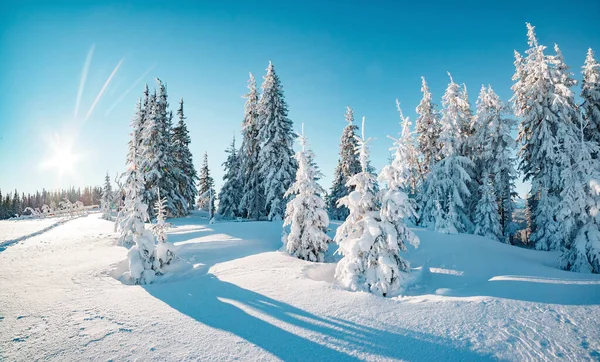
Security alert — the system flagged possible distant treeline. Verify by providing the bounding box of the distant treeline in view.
[0,186,102,220]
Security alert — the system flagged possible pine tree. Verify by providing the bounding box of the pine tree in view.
[151,188,175,269]
[283,124,330,262]
[116,100,159,284]
[474,172,502,241]
[582,48,600,150]
[238,73,263,220]
[172,98,198,213]
[421,73,474,234]
[139,79,184,218]
[327,106,361,220]
[473,85,517,241]
[415,77,441,177]
[335,117,419,297]
[218,136,243,219]
[512,24,580,250]
[198,152,215,212]
[257,61,297,221]
[101,172,113,220]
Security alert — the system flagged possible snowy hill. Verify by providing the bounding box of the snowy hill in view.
[1,212,599,361]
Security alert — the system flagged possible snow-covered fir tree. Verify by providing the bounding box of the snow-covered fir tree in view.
[218,136,243,219]
[116,100,159,284]
[151,188,175,269]
[101,172,113,220]
[581,48,600,150]
[421,73,474,234]
[473,172,502,241]
[473,85,517,241]
[198,152,215,212]
[378,101,420,253]
[283,124,330,262]
[335,117,418,297]
[140,79,185,218]
[238,73,263,220]
[257,61,296,220]
[172,98,198,213]
[415,76,441,177]
[327,106,361,220]
[512,24,580,250]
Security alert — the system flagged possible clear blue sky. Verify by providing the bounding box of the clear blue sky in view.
[1,0,599,197]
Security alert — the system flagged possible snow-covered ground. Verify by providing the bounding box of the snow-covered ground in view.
[1,212,599,361]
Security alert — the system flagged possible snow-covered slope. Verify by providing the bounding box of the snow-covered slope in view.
[1,212,599,361]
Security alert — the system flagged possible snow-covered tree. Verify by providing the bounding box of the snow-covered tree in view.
[421,73,474,233]
[198,152,215,212]
[140,79,184,218]
[473,85,517,241]
[512,24,580,250]
[335,117,418,297]
[257,61,297,221]
[283,124,330,262]
[581,48,600,150]
[218,136,242,219]
[101,172,113,220]
[238,73,263,220]
[116,100,159,284]
[474,172,502,241]
[151,188,175,269]
[415,77,441,177]
[327,106,361,220]
[172,98,198,213]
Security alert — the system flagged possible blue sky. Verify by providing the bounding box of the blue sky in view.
[1,1,599,197]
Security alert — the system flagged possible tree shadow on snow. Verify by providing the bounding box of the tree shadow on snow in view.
[144,274,498,361]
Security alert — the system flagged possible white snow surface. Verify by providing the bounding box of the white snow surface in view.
[1,212,599,361]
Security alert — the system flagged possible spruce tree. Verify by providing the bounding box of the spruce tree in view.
[335,118,418,297]
[415,77,441,177]
[198,152,215,212]
[327,106,361,220]
[238,73,263,220]
[257,61,296,220]
[139,79,183,218]
[283,124,330,262]
[582,48,600,150]
[151,188,175,269]
[101,172,113,220]
[512,24,580,250]
[116,100,159,284]
[473,85,517,241]
[172,98,198,213]
[218,136,243,219]
[421,73,474,234]
[473,172,502,241]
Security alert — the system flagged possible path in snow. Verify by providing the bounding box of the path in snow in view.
[0,213,599,361]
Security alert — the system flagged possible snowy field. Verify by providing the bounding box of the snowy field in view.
[1,212,599,361]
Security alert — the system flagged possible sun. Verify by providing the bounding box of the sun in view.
[40,133,81,178]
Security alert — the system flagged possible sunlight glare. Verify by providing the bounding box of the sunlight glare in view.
[40,133,81,179]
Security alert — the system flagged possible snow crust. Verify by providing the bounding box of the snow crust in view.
[1,212,599,361]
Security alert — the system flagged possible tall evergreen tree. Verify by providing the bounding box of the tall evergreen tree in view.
[512,24,580,250]
[139,79,183,218]
[218,136,243,219]
[335,118,418,297]
[473,85,517,241]
[473,172,502,241]
[415,77,441,177]
[283,125,330,262]
[327,106,361,220]
[198,152,215,212]
[257,61,296,220]
[238,73,263,220]
[172,98,198,213]
[582,48,600,150]
[421,73,474,234]
[101,172,113,220]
